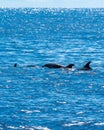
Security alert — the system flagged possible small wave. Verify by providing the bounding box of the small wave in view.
[33,126,51,130]
[56,101,67,104]
[76,111,84,115]
[7,126,19,129]
[7,125,51,130]
[94,122,104,126]
[21,109,41,114]
[6,80,12,83]
[64,122,86,127]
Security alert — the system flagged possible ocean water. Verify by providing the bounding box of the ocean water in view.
[0,8,104,130]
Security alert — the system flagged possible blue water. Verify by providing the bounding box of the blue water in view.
[0,8,104,130]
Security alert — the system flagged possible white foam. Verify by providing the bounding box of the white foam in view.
[95,122,104,126]
[21,109,41,114]
[64,122,85,127]
[34,126,51,130]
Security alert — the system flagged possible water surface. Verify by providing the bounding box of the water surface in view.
[0,8,104,130]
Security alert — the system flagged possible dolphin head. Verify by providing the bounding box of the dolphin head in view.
[66,64,74,68]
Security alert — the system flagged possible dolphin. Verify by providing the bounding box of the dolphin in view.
[42,63,74,69]
[14,63,17,67]
[78,61,92,70]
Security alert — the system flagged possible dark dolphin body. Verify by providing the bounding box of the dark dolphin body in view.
[78,61,92,70]
[42,63,74,69]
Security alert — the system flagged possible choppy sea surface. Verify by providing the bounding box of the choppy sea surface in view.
[0,8,104,130]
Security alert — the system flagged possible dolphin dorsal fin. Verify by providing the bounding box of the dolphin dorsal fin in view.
[14,63,17,67]
[84,61,91,68]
